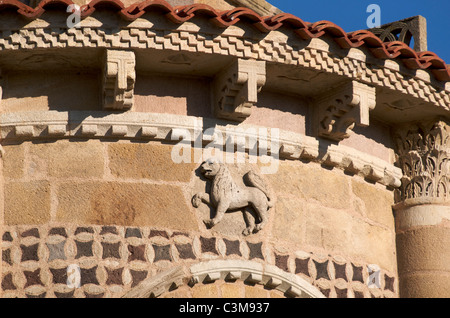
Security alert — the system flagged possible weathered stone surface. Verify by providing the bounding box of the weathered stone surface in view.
[351,180,395,228]
[272,197,306,246]
[191,283,219,298]
[28,140,104,179]
[4,181,51,225]
[303,203,396,272]
[56,182,198,231]
[244,285,269,298]
[2,144,25,179]
[221,283,242,298]
[396,227,450,273]
[265,162,351,209]
[399,272,450,298]
[108,143,196,182]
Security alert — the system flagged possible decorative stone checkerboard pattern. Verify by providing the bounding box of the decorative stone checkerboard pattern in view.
[1,225,397,298]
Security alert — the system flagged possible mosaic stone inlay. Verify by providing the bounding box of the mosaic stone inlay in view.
[1,225,397,298]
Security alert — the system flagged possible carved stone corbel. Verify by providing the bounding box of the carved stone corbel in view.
[314,81,376,142]
[213,58,266,122]
[102,49,136,110]
[394,120,450,201]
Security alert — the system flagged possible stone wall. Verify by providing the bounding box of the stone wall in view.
[1,0,447,298]
[1,139,398,298]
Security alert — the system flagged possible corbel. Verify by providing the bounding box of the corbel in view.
[314,80,376,142]
[102,49,136,110]
[213,58,266,122]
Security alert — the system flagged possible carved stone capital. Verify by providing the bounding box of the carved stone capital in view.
[102,50,136,110]
[394,120,450,202]
[213,58,266,122]
[315,81,376,142]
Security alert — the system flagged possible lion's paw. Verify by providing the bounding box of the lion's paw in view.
[192,194,202,208]
[203,219,215,229]
[242,227,254,236]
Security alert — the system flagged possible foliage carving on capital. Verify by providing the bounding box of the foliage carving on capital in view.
[213,58,266,122]
[315,81,376,142]
[394,120,450,201]
[102,49,136,110]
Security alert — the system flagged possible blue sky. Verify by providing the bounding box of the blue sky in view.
[270,0,450,63]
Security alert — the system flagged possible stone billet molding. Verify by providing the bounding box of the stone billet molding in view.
[0,111,402,188]
[0,23,448,110]
[102,49,136,111]
[394,119,450,202]
[315,80,376,142]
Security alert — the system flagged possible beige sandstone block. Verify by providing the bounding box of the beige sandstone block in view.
[350,219,397,273]
[244,285,269,298]
[108,143,196,182]
[265,162,351,209]
[304,204,396,272]
[396,227,450,273]
[272,196,306,246]
[191,283,219,298]
[2,144,25,179]
[28,140,104,178]
[4,181,51,225]
[304,204,353,252]
[221,283,243,298]
[56,182,199,231]
[351,179,395,228]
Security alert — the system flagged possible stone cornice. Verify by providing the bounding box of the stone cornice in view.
[0,16,447,116]
[0,111,402,188]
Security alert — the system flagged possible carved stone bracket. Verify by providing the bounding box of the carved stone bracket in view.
[102,49,136,110]
[394,120,450,202]
[315,81,376,142]
[213,58,266,122]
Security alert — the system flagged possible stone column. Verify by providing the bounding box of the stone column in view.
[393,120,450,297]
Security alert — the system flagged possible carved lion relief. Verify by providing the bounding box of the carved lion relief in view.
[192,159,274,236]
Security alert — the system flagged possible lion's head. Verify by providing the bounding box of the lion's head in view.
[199,158,222,179]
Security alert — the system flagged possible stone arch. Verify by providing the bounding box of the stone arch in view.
[123,260,326,298]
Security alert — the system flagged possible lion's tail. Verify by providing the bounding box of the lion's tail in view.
[244,170,274,209]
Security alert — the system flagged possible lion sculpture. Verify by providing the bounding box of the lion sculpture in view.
[192,158,274,236]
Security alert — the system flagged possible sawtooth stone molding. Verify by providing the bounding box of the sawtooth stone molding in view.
[394,119,450,202]
[122,260,326,298]
[315,80,376,142]
[189,260,325,298]
[213,58,266,122]
[0,20,447,111]
[0,111,402,188]
[102,49,136,110]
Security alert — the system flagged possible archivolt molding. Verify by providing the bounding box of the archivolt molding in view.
[0,111,402,188]
[122,260,326,298]
[0,20,448,110]
[189,260,325,298]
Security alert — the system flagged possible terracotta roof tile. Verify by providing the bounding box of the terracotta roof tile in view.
[0,0,448,81]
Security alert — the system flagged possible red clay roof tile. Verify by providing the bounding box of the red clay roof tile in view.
[0,0,448,81]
